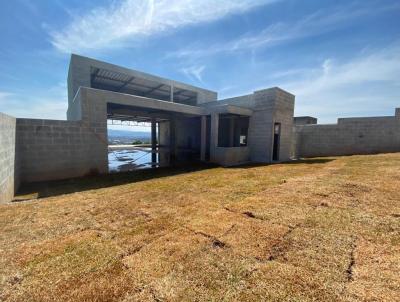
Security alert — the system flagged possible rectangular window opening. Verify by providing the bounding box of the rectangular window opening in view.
[218,114,249,147]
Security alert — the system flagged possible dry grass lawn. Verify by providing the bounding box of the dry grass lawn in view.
[0,153,399,301]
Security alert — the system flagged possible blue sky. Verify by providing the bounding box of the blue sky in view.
[0,0,399,125]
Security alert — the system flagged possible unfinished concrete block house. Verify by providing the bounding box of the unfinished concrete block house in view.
[67,54,295,168]
[1,54,399,203]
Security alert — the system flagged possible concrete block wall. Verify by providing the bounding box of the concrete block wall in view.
[68,55,91,108]
[248,88,295,163]
[294,116,318,125]
[295,109,400,158]
[17,118,108,183]
[213,147,250,166]
[211,94,255,109]
[0,113,17,203]
[247,89,275,162]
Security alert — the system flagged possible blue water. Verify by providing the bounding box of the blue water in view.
[108,148,158,172]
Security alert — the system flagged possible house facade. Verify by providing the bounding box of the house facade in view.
[0,54,399,203]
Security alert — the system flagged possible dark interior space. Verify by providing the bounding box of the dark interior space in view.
[218,114,249,147]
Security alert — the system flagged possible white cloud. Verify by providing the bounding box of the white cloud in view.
[278,45,400,122]
[0,92,14,99]
[180,65,206,83]
[170,2,400,59]
[50,0,275,53]
[0,83,67,120]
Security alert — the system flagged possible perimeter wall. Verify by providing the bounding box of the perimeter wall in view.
[294,108,400,158]
[16,118,107,183]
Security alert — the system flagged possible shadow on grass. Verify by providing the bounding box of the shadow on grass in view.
[228,157,335,169]
[284,158,336,165]
[14,162,217,201]
[14,158,335,201]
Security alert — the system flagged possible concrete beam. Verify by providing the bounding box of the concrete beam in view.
[84,88,206,116]
[144,84,165,96]
[205,104,253,116]
[117,76,135,92]
[108,107,171,121]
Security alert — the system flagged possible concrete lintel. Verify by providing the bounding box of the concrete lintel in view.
[83,87,207,116]
[206,104,253,116]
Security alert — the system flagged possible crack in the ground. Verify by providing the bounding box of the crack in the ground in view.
[223,207,260,220]
[267,223,301,262]
[120,245,145,259]
[346,237,357,282]
[150,287,163,302]
[243,211,256,218]
[221,224,236,237]
[185,226,228,249]
[223,207,236,214]
[120,231,174,262]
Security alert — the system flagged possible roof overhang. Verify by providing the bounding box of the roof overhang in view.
[84,88,206,120]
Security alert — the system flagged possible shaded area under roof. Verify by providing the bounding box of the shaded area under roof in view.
[91,67,198,105]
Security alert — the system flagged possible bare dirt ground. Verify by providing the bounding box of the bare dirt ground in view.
[0,153,399,301]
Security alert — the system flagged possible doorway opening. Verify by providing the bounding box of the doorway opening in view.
[107,102,167,173]
[272,123,281,161]
[107,120,159,173]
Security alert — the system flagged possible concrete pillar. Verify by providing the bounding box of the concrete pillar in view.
[151,118,157,165]
[169,117,176,164]
[157,122,161,147]
[170,85,174,102]
[200,116,207,161]
[210,113,219,162]
[229,117,235,147]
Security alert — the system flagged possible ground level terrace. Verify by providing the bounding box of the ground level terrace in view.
[1,153,399,301]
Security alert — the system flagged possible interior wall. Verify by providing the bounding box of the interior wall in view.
[0,113,17,203]
[175,117,201,161]
[158,121,170,166]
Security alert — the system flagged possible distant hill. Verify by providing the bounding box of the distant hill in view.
[108,129,150,139]
[108,129,151,144]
